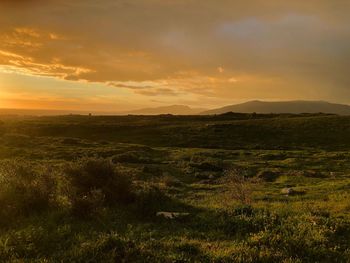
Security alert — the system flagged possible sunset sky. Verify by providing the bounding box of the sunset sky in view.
[1,0,350,112]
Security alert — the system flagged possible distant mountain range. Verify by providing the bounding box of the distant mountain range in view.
[201,100,350,115]
[2,101,350,116]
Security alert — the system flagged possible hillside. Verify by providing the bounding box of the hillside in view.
[201,100,350,115]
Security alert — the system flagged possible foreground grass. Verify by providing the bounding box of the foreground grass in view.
[2,206,350,262]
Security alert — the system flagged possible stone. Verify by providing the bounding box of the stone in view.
[156,212,190,219]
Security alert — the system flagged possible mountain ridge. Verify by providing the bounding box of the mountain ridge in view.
[201,100,350,115]
[2,100,350,116]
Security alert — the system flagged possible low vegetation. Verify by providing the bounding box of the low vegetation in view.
[0,113,350,261]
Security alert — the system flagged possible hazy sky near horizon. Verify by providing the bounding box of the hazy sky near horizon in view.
[0,0,350,111]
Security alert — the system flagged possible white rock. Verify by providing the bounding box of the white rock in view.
[156,212,190,219]
[281,188,294,195]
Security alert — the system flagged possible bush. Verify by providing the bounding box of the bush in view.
[0,120,4,136]
[64,158,133,216]
[190,156,224,172]
[61,137,82,145]
[134,185,169,217]
[162,175,182,187]
[112,151,150,164]
[142,165,163,176]
[0,161,57,220]
[2,134,32,147]
[223,169,259,206]
[256,169,280,182]
[260,152,287,160]
[70,189,105,217]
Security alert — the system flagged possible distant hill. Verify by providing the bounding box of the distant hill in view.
[124,105,206,115]
[4,101,350,117]
[201,100,350,115]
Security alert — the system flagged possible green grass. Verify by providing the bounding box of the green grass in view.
[0,114,350,261]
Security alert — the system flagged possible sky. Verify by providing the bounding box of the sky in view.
[0,0,350,112]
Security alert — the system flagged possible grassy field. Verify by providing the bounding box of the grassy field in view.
[0,113,350,262]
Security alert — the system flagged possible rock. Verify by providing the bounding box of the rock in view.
[281,187,306,196]
[281,188,295,195]
[156,212,190,219]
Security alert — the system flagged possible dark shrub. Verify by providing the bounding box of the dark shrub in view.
[162,175,182,187]
[142,165,163,176]
[0,161,57,219]
[190,156,224,172]
[3,134,32,147]
[70,189,105,217]
[112,151,149,164]
[303,170,326,178]
[0,120,4,136]
[135,185,169,217]
[232,205,255,217]
[61,137,82,145]
[260,153,287,160]
[256,170,280,182]
[64,158,133,215]
[176,243,201,257]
